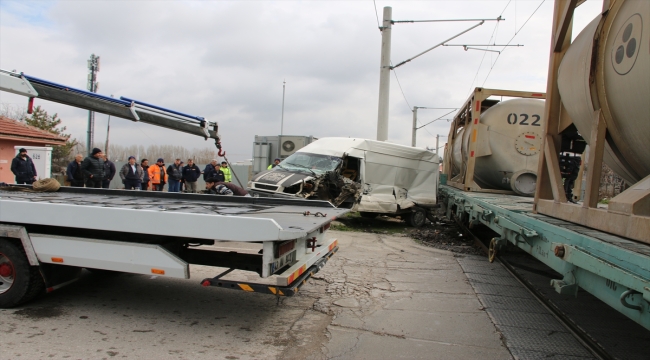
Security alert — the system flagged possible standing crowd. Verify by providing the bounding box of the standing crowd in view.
[11,147,248,196]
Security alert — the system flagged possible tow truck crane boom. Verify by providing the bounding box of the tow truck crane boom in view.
[0,69,221,151]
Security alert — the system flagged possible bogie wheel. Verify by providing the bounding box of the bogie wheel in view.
[0,240,45,308]
[488,238,498,263]
[407,208,427,228]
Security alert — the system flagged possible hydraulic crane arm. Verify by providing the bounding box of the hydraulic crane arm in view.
[0,69,221,146]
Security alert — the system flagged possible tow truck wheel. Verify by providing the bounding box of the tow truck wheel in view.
[407,208,426,228]
[0,240,44,308]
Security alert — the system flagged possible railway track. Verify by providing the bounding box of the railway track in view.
[454,215,623,360]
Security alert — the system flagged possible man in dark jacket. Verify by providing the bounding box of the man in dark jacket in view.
[11,148,37,184]
[182,159,201,193]
[141,159,150,190]
[102,155,116,189]
[81,148,105,188]
[214,181,249,196]
[166,158,183,193]
[66,154,84,187]
[203,159,225,182]
[201,177,234,195]
[119,156,144,190]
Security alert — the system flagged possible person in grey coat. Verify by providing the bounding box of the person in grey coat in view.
[81,148,105,188]
[119,156,144,190]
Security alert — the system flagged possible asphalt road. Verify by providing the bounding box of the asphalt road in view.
[0,231,509,360]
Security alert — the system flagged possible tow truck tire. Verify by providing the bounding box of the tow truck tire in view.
[0,240,45,308]
[407,208,427,228]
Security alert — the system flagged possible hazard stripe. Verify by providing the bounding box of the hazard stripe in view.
[470,151,475,157]
[474,118,478,124]
[472,129,477,143]
[475,101,480,111]
[328,240,338,252]
[239,284,254,292]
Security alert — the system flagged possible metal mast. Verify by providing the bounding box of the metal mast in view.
[86,54,100,155]
[280,80,286,136]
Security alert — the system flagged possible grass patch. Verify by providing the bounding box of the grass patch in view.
[599,198,610,204]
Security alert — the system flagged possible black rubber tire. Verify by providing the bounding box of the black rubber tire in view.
[407,208,427,228]
[359,212,379,219]
[0,240,45,308]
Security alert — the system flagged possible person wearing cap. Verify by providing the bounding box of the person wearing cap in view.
[203,159,224,182]
[148,158,167,191]
[166,158,183,193]
[267,158,281,170]
[201,177,234,195]
[182,159,201,193]
[81,148,105,188]
[119,156,144,190]
[102,154,116,189]
[221,161,232,183]
[66,154,84,187]
[11,148,37,184]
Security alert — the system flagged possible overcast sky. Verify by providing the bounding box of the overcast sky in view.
[0,0,603,161]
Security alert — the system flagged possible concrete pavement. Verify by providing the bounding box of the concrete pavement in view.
[0,230,511,359]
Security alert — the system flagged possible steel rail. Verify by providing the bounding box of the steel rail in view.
[454,217,612,360]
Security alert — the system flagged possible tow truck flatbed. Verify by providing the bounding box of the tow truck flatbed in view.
[0,187,348,306]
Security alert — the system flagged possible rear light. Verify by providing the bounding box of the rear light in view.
[151,268,165,275]
[51,257,64,263]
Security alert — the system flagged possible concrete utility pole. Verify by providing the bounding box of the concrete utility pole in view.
[376,6,392,142]
[436,134,439,155]
[86,54,100,155]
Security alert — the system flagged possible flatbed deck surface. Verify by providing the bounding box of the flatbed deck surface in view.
[0,187,348,241]
[445,187,650,257]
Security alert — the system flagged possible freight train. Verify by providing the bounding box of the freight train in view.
[439,0,650,331]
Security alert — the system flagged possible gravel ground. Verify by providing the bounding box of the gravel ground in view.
[410,217,484,256]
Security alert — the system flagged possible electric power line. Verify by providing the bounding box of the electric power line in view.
[481,0,546,87]
[465,0,511,96]
[373,0,381,29]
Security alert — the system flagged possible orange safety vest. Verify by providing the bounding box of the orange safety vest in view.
[148,164,168,184]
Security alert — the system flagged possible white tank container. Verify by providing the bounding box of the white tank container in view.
[558,0,650,184]
[452,98,545,196]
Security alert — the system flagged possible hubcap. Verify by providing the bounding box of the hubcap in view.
[0,254,15,294]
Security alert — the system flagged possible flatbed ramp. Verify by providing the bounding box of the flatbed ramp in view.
[439,185,650,331]
[0,187,349,305]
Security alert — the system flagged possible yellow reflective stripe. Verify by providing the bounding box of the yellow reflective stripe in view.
[239,284,254,292]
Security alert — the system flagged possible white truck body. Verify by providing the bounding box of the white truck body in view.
[249,138,440,215]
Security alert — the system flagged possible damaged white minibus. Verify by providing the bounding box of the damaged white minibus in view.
[248,138,440,227]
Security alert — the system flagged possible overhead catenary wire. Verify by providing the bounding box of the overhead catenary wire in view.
[465,0,511,96]
[481,0,546,87]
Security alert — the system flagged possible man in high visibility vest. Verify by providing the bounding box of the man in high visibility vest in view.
[220,161,232,182]
[267,158,281,170]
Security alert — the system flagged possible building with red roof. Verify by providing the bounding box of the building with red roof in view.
[0,116,67,183]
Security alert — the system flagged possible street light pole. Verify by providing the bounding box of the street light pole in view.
[376,6,392,142]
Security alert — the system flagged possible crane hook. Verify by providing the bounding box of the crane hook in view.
[216,141,226,157]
